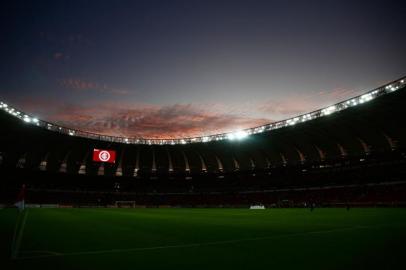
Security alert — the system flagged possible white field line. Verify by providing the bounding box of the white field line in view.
[20,250,62,256]
[17,225,377,260]
[10,212,21,255]
[11,210,29,259]
[11,210,24,258]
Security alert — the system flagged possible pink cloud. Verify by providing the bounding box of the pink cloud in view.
[10,84,362,139]
[59,78,129,95]
[53,52,64,60]
[47,103,270,138]
[258,86,362,119]
[11,98,270,138]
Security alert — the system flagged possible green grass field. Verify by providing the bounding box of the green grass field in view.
[1,208,406,270]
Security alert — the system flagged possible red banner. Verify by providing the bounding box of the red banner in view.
[93,149,116,163]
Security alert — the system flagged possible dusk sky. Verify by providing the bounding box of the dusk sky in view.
[1,0,405,139]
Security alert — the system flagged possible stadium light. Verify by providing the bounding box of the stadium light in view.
[227,130,249,141]
[359,93,374,104]
[23,115,31,123]
[321,105,336,116]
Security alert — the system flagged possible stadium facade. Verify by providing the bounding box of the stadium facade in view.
[0,77,405,206]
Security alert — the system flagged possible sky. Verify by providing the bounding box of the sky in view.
[0,0,405,139]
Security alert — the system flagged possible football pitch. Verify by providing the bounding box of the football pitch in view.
[1,208,406,270]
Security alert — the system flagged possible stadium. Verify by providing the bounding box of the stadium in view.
[2,1,406,269]
[1,77,406,269]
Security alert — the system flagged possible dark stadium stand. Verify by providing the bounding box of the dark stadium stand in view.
[1,78,405,206]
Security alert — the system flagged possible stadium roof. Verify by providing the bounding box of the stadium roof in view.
[1,77,405,145]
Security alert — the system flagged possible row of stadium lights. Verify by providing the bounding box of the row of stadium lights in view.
[0,78,405,145]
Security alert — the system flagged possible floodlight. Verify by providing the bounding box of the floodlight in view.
[227,130,248,141]
[322,105,336,115]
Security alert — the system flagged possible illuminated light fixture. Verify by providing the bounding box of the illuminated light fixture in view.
[350,99,357,106]
[252,126,265,134]
[227,130,249,141]
[301,114,311,122]
[286,117,299,126]
[124,138,129,143]
[322,105,336,116]
[202,136,210,143]
[68,130,75,136]
[227,133,235,140]
[359,93,374,104]
[23,116,31,123]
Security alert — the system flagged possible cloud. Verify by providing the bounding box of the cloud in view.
[59,78,129,95]
[40,32,92,47]
[258,86,362,119]
[12,98,270,139]
[48,103,270,139]
[53,52,64,60]
[10,85,361,139]
[52,52,70,61]
[317,87,361,101]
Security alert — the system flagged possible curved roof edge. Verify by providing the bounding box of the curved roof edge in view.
[1,76,405,145]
